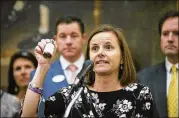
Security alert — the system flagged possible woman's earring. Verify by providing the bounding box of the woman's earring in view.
[120,64,123,69]
[15,86,18,92]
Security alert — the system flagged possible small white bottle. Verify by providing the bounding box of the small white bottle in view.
[43,39,54,58]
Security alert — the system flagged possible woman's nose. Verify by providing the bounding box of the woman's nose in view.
[97,48,105,58]
[20,67,27,74]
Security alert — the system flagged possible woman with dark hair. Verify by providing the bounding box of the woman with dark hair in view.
[8,50,37,102]
[21,25,157,117]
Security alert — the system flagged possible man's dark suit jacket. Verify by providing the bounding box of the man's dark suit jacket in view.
[137,62,168,117]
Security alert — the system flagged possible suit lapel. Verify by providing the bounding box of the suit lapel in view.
[152,62,168,117]
[51,60,68,90]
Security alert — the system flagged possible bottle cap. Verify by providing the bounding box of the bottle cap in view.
[50,39,54,45]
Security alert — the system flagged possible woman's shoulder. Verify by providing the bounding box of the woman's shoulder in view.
[1,91,20,117]
[2,91,20,105]
[124,83,152,99]
[124,83,150,91]
[124,83,144,91]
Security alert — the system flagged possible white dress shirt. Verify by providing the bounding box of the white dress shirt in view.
[165,57,178,96]
[60,54,85,84]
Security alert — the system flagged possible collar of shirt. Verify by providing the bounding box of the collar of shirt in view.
[165,57,178,73]
[60,54,85,71]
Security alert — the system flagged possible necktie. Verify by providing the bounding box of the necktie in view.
[67,64,78,84]
[168,65,178,117]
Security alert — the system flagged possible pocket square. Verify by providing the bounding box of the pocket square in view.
[52,75,65,83]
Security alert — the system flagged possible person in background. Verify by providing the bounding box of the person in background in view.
[137,10,179,117]
[21,24,157,118]
[30,15,87,117]
[8,50,37,103]
[1,89,20,118]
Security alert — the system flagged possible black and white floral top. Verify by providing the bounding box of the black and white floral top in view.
[45,83,156,118]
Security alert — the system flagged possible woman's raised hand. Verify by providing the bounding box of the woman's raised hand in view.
[34,39,57,66]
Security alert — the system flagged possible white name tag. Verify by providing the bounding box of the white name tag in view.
[52,75,65,83]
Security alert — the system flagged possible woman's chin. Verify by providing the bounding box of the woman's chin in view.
[19,84,28,89]
[95,69,110,75]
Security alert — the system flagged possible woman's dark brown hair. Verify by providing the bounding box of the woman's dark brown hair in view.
[8,51,38,95]
[85,24,136,87]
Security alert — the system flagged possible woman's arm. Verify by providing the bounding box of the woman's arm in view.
[135,85,159,118]
[21,39,57,117]
[21,65,50,117]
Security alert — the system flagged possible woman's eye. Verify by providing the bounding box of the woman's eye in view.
[25,65,32,69]
[105,45,113,50]
[91,46,98,51]
[15,66,21,71]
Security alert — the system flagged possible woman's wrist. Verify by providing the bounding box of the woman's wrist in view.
[37,63,50,69]
[31,64,50,87]
[28,82,43,94]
